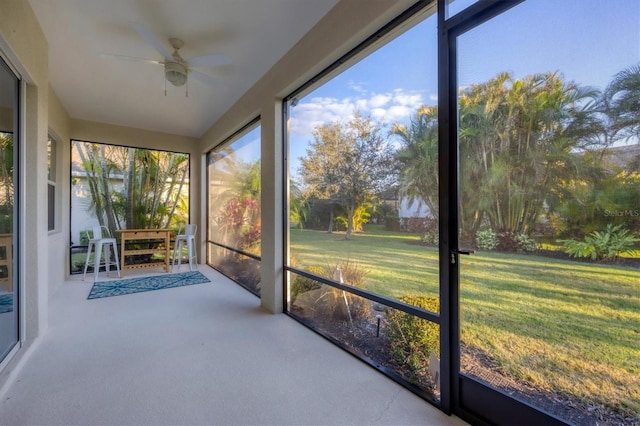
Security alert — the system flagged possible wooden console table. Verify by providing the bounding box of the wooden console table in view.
[115,229,173,276]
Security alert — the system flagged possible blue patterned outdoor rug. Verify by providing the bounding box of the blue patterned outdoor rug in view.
[87,271,210,300]
[0,293,13,314]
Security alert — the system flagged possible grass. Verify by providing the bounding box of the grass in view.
[290,225,640,416]
[290,226,440,299]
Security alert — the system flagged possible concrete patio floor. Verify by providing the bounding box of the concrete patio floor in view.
[0,266,467,425]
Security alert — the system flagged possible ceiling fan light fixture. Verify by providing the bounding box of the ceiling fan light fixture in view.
[165,61,187,86]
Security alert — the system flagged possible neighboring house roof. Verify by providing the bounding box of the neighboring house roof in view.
[602,144,640,170]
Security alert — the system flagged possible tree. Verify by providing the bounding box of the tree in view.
[457,72,601,240]
[289,179,309,229]
[219,159,261,250]
[75,142,121,233]
[0,133,14,234]
[299,112,396,240]
[545,65,640,236]
[74,141,189,238]
[604,64,640,143]
[392,105,439,220]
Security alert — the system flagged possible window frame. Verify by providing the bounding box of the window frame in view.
[68,139,191,274]
[205,117,262,295]
[47,134,58,232]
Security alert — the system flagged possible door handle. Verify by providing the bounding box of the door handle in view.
[451,249,475,264]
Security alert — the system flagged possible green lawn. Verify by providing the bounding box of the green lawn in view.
[290,225,640,416]
[290,226,441,298]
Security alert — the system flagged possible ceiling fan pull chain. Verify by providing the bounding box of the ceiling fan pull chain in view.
[164,77,167,97]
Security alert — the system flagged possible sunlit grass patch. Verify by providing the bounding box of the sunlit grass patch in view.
[290,225,640,415]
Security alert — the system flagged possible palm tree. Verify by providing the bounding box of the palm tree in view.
[392,105,439,221]
[74,142,189,237]
[0,133,14,234]
[289,179,309,229]
[604,64,640,143]
[458,72,601,239]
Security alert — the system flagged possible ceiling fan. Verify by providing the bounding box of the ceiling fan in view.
[105,22,231,92]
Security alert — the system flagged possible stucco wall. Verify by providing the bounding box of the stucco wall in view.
[0,0,50,385]
[197,0,417,313]
[48,86,71,293]
[0,0,422,388]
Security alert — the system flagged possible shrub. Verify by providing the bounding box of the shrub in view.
[497,231,537,253]
[326,259,371,320]
[421,230,439,246]
[386,295,440,377]
[291,259,371,322]
[514,233,537,252]
[290,265,325,299]
[383,208,401,231]
[476,229,499,251]
[79,230,91,245]
[420,217,439,246]
[239,224,261,255]
[336,203,371,233]
[406,217,426,234]
[384,215,401,231]
[313,285,370,322]
[328,258,370,288]
[560,223,639,261]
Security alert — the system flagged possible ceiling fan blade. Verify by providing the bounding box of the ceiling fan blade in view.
[187,54,231,68]
[189,69,218,87]
[129,22,171,59]
[100,53,163,65]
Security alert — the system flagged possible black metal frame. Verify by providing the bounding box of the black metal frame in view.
[287,266,439,323]
[285,270,437,403]
[281,0,575,424]
[441,1,567,424]
[0,55,21,362]
[68,139,192,274]
[205,242,262,297]
[204,117,262,297]
[281,0,444,411]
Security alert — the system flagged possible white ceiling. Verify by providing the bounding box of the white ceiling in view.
[28,0,340,138]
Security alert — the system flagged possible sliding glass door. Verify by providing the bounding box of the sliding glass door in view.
[453,1,640,424]
[0,56,19,363]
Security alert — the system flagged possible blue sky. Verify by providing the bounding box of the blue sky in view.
[458,0,640,90]
[285,0,640,176]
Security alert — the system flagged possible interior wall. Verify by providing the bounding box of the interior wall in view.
[0,0,50,388]
[198,0,417,313]
[48,86,71,292]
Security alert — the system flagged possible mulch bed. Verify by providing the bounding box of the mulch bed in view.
[460,346,639,426]
[290,299,639,426]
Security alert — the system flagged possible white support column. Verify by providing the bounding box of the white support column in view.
[259,100,284,314]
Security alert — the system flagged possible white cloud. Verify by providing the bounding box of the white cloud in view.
[370,107,388,121]
[370,93,392,108]
[288,88,426,137]
[393,90,423,107]
[288,96,355,136]
[347,80,368,94]
[386,105,416,122]
[355,98,369,111]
